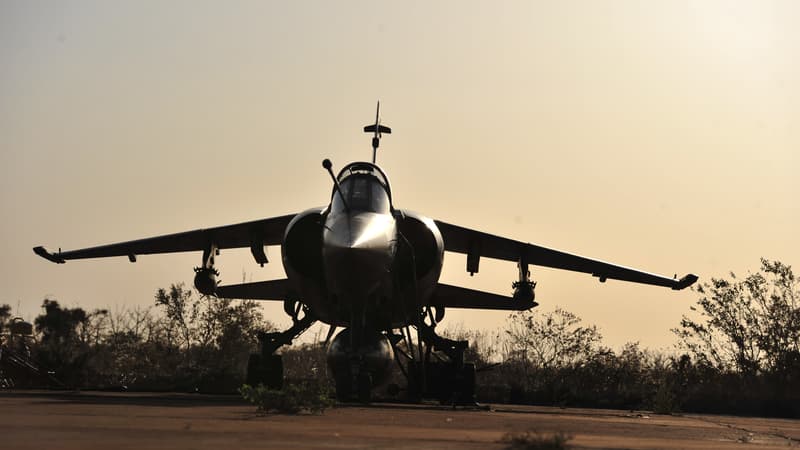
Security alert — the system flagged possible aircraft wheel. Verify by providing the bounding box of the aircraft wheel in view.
[246,354,284,389]
[357,372,372,403]
[457,363,477,404]
[245,354,260,385]
[334,374,352,402]
[429,362,453,404]
[386,383,400,397]
[405,362,423,402]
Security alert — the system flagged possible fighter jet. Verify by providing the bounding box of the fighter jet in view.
[34,103,697,403]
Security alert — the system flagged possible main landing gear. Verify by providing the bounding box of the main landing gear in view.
[417,322,477,405]
[246,300,316,389]
[389,309,477,406]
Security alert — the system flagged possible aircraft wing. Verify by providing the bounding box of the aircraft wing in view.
[215,279,292,301]
[33,213,297,264]
[434,220,697,290]
[430,283,533,310]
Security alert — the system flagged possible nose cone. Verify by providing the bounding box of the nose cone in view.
[323,212,396,296]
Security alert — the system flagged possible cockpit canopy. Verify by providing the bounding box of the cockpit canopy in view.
[330,162,393,214]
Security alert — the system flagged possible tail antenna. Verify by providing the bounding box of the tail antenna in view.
[363,100,391,164]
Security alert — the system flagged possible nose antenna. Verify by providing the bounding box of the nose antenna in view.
[363,101,391,164]
[323,159,349,211]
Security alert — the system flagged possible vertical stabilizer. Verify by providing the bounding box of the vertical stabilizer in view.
[363,101,391,163]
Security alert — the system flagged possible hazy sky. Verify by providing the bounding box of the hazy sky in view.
[2,1,798,350]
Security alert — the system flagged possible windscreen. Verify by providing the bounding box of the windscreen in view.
[331,175,391,214]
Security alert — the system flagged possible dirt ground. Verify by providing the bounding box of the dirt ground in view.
[1,391,798,449]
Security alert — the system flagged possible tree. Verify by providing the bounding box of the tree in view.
[33,299,106,385]
[443,323,500,366]
[674,259,800,375]
[154,283,197,351]
[0,304,11,334]
[150,283,275,390]
[505,307,603,369]
[194,296,271,381]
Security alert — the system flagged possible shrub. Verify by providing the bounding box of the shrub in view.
[500,430,573,450]
[239,381,334,414]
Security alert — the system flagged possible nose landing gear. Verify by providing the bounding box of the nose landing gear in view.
[327,328,394,403]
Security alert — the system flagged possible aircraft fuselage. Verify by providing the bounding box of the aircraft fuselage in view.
[281,162,445,331]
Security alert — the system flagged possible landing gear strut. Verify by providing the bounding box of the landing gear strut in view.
[245,301,316,389]
[413,321,477,405]
[389,308,477,406]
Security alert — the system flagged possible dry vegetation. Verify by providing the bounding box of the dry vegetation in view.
[1,259,798,417]
[500,430,573,450]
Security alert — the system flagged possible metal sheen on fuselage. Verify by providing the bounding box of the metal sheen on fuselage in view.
[281,161,444,330]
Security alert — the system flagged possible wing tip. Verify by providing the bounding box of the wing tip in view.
[672,273,699,290]
[33,246,66,264]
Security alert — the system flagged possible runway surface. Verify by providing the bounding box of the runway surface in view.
[1,391,798,449]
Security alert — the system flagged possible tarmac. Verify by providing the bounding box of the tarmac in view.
[1,390,798,449]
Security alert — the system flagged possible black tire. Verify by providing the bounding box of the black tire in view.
[246,354,284,389]
[458,363,477,404]
[386,383,400,397]
[405,361,423,403]
[357,372,372,403]
[432,363,456,404]
[334,374,352,402]
[245,354,261,386]
[264,355,284,389]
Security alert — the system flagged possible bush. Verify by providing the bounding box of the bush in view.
[500,430,573,450]
[239,381,334,414]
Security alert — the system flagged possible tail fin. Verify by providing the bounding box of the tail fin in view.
[364,101,391,163]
